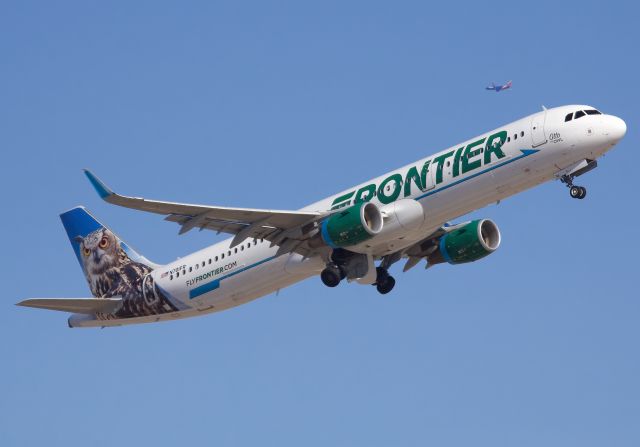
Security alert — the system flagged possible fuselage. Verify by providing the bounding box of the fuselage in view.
[69,104,626,327]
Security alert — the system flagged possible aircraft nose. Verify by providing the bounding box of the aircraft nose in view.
[605,115,627,142]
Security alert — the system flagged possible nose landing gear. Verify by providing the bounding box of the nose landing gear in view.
[561,174,587,200]
[569,185,587,199]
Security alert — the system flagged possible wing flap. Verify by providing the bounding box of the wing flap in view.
[17,298,122,314]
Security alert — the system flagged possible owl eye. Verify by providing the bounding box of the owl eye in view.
[99,236,109,249]
[83,247,91,257]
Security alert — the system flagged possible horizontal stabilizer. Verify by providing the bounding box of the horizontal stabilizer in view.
[16,298,122,314]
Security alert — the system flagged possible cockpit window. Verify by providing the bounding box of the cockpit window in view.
[585,109,602,115]
[565,113,573,122]
[574,110,586,119]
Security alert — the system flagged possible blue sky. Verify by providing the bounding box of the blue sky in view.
[1,1,639,446]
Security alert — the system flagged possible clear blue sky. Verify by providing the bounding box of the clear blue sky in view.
[1,1,638,446]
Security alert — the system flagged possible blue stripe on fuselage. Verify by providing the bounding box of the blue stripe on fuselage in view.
[188,255,278,300]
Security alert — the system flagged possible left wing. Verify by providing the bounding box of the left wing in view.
[83,170,327,254]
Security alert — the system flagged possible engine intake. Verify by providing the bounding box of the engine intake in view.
[428,219,501,265]
[320,202,383,248]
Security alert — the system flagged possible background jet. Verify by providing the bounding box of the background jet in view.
[486,80,512,92]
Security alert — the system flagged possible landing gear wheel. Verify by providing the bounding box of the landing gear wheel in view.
[578,186,587,199]
[376,266,389,281]
[375,267,395,294]
[570,186,582,199]
[320,265,342,287]
[563,174,587,200]
[376,275,396,294]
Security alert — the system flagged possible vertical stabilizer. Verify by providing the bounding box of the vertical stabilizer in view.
[59,207,179,318]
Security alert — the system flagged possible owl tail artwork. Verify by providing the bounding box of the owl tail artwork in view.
[60,207,179,320]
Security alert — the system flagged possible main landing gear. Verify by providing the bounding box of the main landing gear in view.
[320,263,345,288]
[374,267,396,295]
[561,174,587,200]
[320,263,396,295]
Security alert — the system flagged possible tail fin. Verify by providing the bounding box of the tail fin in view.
[60,207,158,297]
[51,206,180,321]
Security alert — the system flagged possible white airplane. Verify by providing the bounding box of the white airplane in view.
[18,105,626,328]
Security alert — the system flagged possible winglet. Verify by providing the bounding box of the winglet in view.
[83,169,114,199]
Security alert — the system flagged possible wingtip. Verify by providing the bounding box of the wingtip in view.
[83,169,113,199]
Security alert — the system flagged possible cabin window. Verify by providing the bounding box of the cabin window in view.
[507,136,511,142]
[240,245,244,251]
[221,253,225,259]
[228,250,231,256]
[565,113,573,122]
[514,133,518,140]
[170,275,173,280]
[234,247,238,254]
[202,261,205,267]
[575,110,586,119]
[520,131,524,137]
[189,266,193,272]
[208,259,212,264]
[585,109,601,115]
[194,264,199,270]
[253,240,257,246]
[446,161,450,167]
[176,272,179,278]
[182,270,186,275]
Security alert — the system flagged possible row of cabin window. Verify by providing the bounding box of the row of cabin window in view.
[507,131,525,143]
[169,238,265,280]
[565,109,602,122]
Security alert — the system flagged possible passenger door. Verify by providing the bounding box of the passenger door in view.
[530,111,547,147]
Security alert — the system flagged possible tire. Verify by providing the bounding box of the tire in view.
[376,276,396,294]
[570,186,581,199]
[376,266,389,282]
[578,186,587,199]
[320,267,341,287]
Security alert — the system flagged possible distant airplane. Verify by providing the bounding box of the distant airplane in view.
[17,105,626,328]
[486,80,512,92]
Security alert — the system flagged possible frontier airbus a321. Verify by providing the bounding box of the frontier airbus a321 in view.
[19,105,626,328]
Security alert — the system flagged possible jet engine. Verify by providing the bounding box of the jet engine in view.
[427,219,501,265]
[319,202,383,248]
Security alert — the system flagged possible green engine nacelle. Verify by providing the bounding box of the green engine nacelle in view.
[320,202,383,248]
[436,219,501,265]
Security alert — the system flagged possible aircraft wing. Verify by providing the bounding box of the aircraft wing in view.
[17,297,122,314]
[83,170,327,254]
[380,221,472,272]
